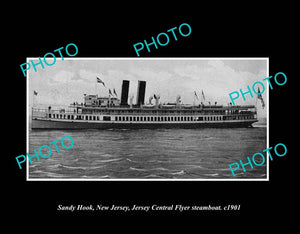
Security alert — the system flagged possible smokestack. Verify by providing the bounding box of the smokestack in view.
[120,80,130,106]
[136,80,146,106]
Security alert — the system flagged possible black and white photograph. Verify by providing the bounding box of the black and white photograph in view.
[7,7,294,224]
[27,58,268,180]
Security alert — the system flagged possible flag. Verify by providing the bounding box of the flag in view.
[194,91,199,100]
[34,90,38,95]
[113,88,117,97]
[257,87,265,109]
[109,89,113,96]
[96,77,105,87]
[201,90,206,101]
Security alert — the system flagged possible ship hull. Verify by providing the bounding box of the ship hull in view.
[32,118,257,130]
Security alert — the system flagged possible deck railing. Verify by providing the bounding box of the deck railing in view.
[32,107,256,118]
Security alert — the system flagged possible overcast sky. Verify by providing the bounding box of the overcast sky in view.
[28,58,268,117]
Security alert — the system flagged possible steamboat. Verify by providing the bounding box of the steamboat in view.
[31,80,258,129]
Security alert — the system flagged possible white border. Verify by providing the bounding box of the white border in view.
[26,57,269,181]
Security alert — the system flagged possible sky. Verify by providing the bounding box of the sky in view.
[28,58,268,117]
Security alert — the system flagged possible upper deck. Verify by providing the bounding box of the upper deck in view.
[32,103,256,117]
[74,103,256,116]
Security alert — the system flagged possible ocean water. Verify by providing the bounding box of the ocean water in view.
[28,127,267,179]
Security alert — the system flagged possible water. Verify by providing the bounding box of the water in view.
[28,127,267,179]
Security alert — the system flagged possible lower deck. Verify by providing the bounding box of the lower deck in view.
[32,119,257,129]
[34,112,256,122]
[32,116,257,129]
[32,108,257,129]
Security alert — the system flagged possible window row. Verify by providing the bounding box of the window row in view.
[49,114,101,121]
[223,115,254,120]
[48,114,253,122]
[115,115,223,122]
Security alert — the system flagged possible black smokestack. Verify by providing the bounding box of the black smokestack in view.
[136,80,146,106]
[120,80,130,106]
